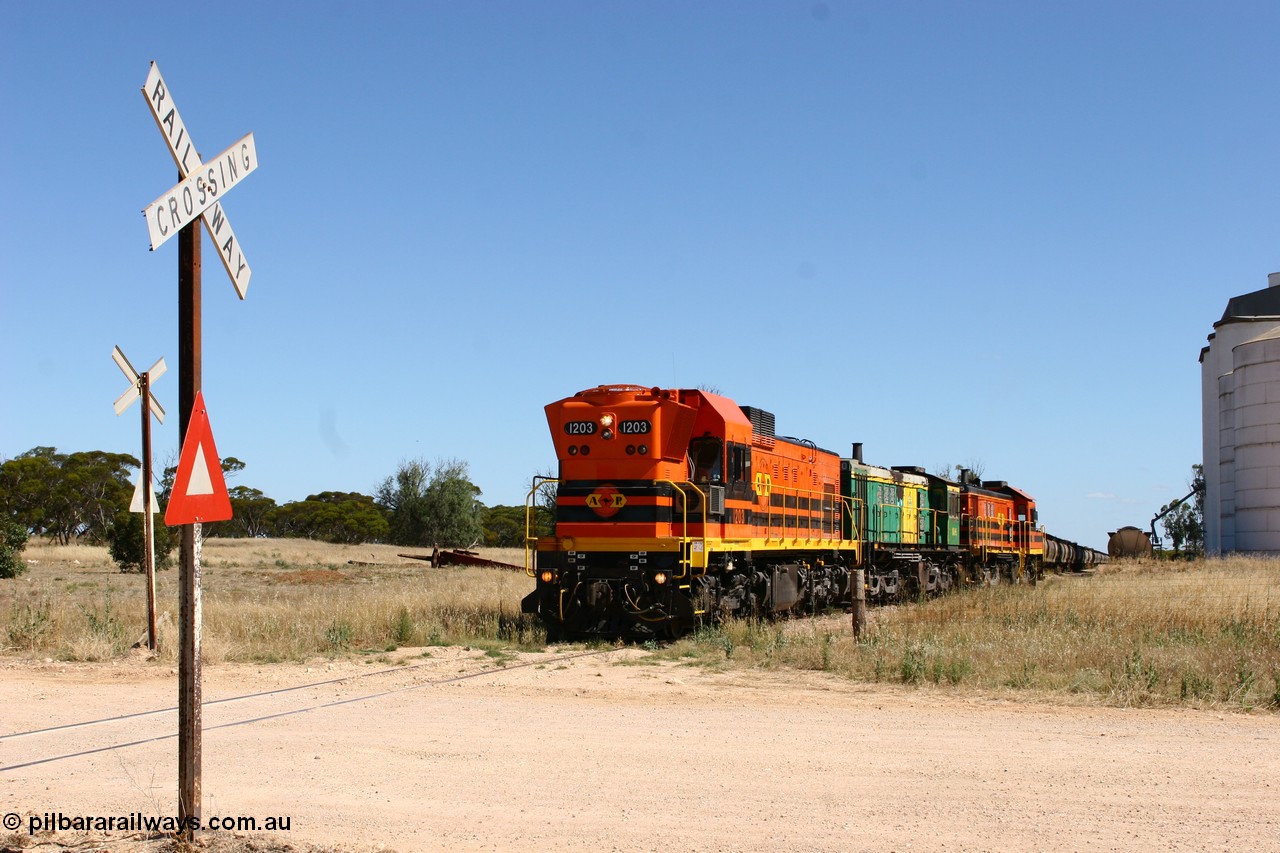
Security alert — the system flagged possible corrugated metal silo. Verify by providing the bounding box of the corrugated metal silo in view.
[1230,324,1280,553]
[1200,272,1280,555]
[1217,372,1236,552]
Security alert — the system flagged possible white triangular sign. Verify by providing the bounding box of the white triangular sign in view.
[187,441,215,496]
[130,473,160,514]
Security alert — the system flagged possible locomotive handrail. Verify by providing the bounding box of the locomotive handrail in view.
[866,502,919,544]
[961,511,1036,560]
[850,502,954,548]
[844,495,863,542]
[868,502,898,543]
[523,475,559,578]
[657,479,707,580]
[866,501,935,545]
[920,506,941,545]
[758,481,849,547]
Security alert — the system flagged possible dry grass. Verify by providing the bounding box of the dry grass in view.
[4,539,1279,710]
[1,537,540,663]
[650,556,1280,711]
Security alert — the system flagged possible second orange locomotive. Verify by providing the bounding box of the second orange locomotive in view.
[523,384,1046,640]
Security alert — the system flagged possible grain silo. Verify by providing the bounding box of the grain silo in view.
[1229,324,1280,552]
[1217,371,1236,552]
[1200,272,1280,555]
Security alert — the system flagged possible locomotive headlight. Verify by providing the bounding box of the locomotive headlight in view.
[653,571,668,585]
[600,414,615,428]
[539,570,555,584]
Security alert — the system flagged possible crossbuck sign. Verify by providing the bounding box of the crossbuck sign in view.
[141,62,257,299]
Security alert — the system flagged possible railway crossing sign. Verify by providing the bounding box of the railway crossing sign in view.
[138,60,260,837]
[165,391,233,526]
[143,134,259,253]
[141,61,256,299]
[112,346,166,422]
[112,345,165,653]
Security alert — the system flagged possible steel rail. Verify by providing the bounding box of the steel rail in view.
[0,649,613,773]
[1,656,461,743]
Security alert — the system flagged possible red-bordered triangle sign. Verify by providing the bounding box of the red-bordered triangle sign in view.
[165,391,234,526]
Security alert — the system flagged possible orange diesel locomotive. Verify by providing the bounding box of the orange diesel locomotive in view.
[522,384,1052,641]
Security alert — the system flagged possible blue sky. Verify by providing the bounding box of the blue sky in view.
[2,1,1276,549]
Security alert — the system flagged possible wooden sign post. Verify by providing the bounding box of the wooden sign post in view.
[111,346,166,651]
[139,61,258,836]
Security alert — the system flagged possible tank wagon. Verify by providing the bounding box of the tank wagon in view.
[1045,532,1109,571]
[1107,526,1154,559]
[522,385,1098,641]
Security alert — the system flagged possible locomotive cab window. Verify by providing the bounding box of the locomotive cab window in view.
[727,442,751,500]
[728,443,748,483]
[689,436,723,483]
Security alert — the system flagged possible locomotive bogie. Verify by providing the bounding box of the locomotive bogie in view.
[522,547,697,640]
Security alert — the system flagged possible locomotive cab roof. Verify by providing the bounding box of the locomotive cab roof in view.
[842,458,930,487]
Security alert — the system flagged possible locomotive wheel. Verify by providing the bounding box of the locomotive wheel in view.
[936,567,952,593]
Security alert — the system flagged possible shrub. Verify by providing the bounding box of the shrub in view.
[106,510,175,573]
[0,519,30,579]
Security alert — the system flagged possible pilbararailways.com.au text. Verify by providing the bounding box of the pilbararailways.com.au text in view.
[9,811,292,834]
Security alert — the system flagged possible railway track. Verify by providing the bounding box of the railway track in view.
[0,648,615,773]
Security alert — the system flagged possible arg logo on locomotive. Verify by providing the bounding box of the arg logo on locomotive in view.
[586,485,627,518]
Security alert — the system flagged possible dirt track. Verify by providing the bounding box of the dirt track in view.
[2,648,1278,852]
